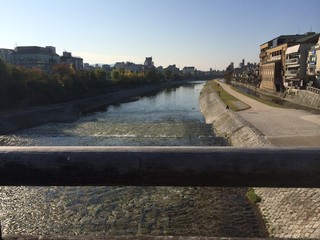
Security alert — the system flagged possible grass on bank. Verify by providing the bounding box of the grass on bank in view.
[207,80,250,111]
[209,79,285,109]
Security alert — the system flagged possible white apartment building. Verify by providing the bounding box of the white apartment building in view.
[284,44,312,88]
[307,37,320,86]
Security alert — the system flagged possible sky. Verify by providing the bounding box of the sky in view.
[1,0,320,71]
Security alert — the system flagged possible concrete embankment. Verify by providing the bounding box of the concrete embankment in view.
[199,82,272,147]
[199,80,320,239]
[0,81,182,135]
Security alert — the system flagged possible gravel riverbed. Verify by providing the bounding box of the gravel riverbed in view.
[0,186,266,237]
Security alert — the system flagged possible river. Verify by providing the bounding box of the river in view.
[0,81,267,237]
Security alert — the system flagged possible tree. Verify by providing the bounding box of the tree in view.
[95,68,107,82]
[165,69,173,80]
[111,69,120,82]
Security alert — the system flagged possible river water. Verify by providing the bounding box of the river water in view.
[0,81,266,237]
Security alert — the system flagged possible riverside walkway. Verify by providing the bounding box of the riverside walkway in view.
[216,80,320,147]
[216,80,320,238]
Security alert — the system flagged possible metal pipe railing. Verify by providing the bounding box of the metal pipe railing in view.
[0,146,319,187]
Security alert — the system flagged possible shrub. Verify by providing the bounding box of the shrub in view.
[246,187,261,204]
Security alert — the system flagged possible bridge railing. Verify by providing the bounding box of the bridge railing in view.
[0,146,319,188]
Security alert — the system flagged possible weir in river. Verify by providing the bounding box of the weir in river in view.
[0,81,267,238]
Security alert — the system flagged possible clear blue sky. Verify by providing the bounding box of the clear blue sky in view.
[1,0,320,71]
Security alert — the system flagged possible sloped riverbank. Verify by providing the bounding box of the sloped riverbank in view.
[199,82,272,147]
[199,80,320,239]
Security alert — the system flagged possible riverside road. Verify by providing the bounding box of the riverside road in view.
[217,80,320,147]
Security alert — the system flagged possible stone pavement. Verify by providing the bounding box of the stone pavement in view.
[216,80,320,239]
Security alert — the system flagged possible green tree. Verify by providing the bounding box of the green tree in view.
[111,69,120,82]
[95,68,107,82]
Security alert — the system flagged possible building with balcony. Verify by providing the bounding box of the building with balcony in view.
[307,37,320,86]
[307,48,317,76]
[7,46,60,72]
[284,44,312,88]
[259,33,320,91]
[60,51,83,71]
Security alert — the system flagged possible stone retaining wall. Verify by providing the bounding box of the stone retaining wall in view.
[254,188,320,238]
[231,81,320,110]
[285,90,320,110]
[199,81,320,239]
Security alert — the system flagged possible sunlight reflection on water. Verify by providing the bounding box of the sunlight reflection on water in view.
[0,82,264,237]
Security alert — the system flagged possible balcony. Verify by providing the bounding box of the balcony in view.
[259,51,267,58]
[271,55,281,61]
[285,69,299,77]
[308,65,316,71]
[286,58,299,65]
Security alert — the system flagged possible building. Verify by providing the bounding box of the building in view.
[165,64,180,75]
[144,57,154,68]
[307,46,318,76]
[0,48,13,61]
[157,66,164,74]
[226,62,234,72]
[182,66,195,75]
[7,46,60,72]
[284,44,312,88]
[307,37,320,86]
[232,61,259,85]
[259,33,320,91]
[260,61,282,90]
[60,51,83,71]
[83,63,95,71]
[101,64,111,73]
[239,59,245,69]
[114,62,144,73]
[260,35,302,91]
[113,62,126,70]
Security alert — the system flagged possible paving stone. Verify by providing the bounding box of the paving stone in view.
[255,188,320,238]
